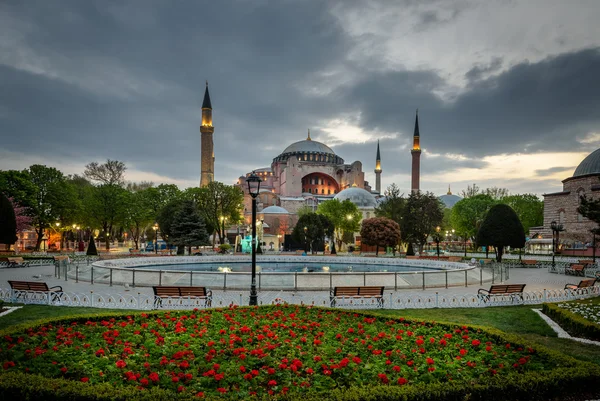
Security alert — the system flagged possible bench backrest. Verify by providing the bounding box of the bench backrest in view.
[577,279,596,288]
[579,260,594,264]
[570,264,584,270]
[8,257,24,263]
[153,286,208,297]
[488,284,526,294]
[522,260,537,264]
[8,281,50,291]
[334,286,384,296]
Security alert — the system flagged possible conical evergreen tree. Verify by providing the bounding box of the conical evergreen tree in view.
[0,192,17,249]
[170,200,210,253]
[86,235,98,256]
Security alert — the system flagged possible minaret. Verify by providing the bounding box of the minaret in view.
[410,109,421,193]
[447,184,452,195]
[374,140,382,194]
[200,81,214,187]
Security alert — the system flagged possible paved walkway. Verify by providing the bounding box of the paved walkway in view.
[0,263,587,300]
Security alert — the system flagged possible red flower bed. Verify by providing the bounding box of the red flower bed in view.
[0,305,550,398]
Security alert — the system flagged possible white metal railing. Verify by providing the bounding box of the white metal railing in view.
[1,286,598,310]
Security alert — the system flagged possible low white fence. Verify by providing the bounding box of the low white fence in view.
[1,286,597,311]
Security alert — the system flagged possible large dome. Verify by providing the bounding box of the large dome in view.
[334,187,377,208]
[273,132,343,165]
[573,148,600,177]
[282,139,335,155]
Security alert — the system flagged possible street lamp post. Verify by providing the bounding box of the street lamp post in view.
[550,220,564,267]
[246,171,262,306]
[304,226,308,254]
[153,223,159,254]
[435,226,441,260]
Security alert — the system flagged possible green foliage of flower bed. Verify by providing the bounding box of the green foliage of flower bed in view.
[543,299,600,341]
[1,306,599,401]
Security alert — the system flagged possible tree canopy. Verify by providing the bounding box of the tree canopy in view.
[500,194,543,234]
[450,194,496,243]
[292,213,331,254]
[476,204,525,262]
[402,191,444,252]
[170,200,210,254]
[317,199,361,250]
[360,217,400,255]
[0,192,17,247]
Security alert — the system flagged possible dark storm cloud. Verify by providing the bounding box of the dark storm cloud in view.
[0,0,599,193]
[339,47,600,158]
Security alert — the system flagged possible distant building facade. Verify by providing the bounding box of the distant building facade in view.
[539,148,600,245]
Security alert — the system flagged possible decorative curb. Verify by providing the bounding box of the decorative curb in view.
[532,308,600,346]
[0,306,23,318]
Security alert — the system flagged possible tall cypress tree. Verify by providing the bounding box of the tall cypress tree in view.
[86,235,98,256]
[0,192,17,249]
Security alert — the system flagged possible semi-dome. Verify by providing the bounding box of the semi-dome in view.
[334,187,377,208]
[261,206,289,214]
[573,148,600,177]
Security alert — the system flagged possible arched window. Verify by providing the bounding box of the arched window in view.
[577,189,585,222]
[321,189,325,194]
[559,210,565,225]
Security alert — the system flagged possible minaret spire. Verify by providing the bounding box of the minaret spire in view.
[447,184,452,195]
[411,109,421,193]
[374,140,382,194]
[307,128,311,141]
[200,82,215,187]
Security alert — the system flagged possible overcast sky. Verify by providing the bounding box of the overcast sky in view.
[1,0,599,197]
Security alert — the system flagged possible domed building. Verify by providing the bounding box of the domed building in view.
[334,186,378,218]
[540,148,600,244]
[438,185,462,208]
[237,130,372,220]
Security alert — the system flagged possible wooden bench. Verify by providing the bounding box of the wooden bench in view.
[522,259,538,267]
[8,280,63,302]
[152,286,212,308]
[565,279,596,291]
[478,284,526,302]
[0,257,30,268]
[448,256,462,262]
[330,286,385,308]
[565,264,585,276]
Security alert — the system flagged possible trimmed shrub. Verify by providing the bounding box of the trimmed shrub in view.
[542,302,600,341]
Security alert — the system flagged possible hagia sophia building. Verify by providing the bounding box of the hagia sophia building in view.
[199,83,454,249]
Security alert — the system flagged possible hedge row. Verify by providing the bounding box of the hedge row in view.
[542,302,600,341]
[1,308,600,401]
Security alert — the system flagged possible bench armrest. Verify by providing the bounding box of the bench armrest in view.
[49,285,63,292]
[477,288,490,295]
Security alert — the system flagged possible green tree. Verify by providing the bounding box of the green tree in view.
[0,192,17,249]
[170,200,210,255]
[317,199,361,251]
[476,204,525,262]
[27,165,72,250]
[191,182,244,244]
[122,189,154,250]
[292,213,330,254]
[450,194,496,245]
[156,199,186,249]
[402,191,444,253]
[84,160,128,250]
[0,170,36,208]
[500,194,543,234]
[375,183,405,224]
[146,184,182,221]
[360,217,400,256]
